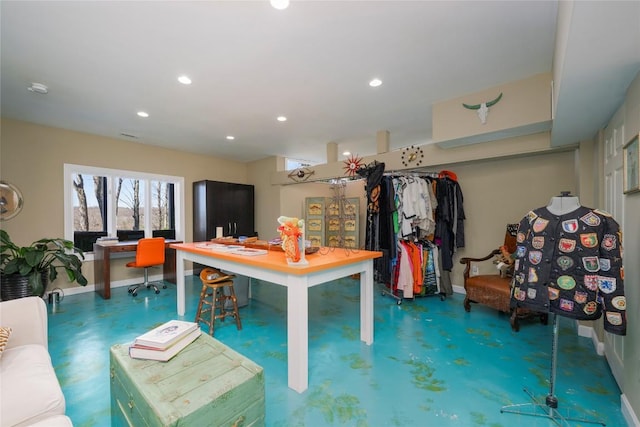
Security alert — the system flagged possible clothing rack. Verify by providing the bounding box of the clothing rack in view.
[382,172,461,303]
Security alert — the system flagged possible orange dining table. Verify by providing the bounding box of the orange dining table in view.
[170,242,382,393]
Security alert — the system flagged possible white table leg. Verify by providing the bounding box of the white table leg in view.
[360,261,374,345]
[176,251,186,316]
[287,274,308,393]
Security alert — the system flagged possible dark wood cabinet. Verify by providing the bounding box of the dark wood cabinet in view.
[193,180,255,241]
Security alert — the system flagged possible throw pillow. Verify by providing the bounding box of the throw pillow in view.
[0,326,12,359]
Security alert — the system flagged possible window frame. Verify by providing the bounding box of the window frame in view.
[63,164,185,261]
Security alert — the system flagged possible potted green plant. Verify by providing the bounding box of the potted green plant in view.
[0,229,87,300]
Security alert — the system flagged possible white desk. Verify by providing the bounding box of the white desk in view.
[170,242,382,393]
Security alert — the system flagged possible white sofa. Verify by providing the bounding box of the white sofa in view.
[0,296,72,427]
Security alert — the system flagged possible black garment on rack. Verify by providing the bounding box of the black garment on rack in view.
[434,177,465,271]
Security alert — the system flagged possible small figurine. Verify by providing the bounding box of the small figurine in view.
[277,216,303,262]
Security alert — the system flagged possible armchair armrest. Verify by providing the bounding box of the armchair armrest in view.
[0,296,48,349]
[459,249,501,278]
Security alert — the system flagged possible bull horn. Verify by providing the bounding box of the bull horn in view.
[462,92,503,110]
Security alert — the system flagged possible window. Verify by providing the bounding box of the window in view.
[64,164,184,256]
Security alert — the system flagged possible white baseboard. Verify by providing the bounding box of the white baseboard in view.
[622,394,640,427]
[577,322,605,356]
[47,270,194,298]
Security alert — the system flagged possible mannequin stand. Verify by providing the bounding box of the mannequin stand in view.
[500,314,606,426]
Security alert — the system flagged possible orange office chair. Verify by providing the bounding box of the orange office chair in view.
[126,237,166,297]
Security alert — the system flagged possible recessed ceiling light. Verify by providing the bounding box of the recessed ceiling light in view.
[270,0,289,10]
[343,151,351,156]
[177,75,192,85]
[27,82,48,94]
[369,78,382,88]
[226,135,235,140]
[137,111,149,118]
[277,116,287,122]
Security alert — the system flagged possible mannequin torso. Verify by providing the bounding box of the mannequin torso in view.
[546,196,581,215]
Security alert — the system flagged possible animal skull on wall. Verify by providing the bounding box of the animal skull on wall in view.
[462,92,503,124]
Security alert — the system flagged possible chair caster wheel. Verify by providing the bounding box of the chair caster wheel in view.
[155,290,160,294]
[132,292,137,297]
[128,289,133,294]
[163,285,167,289]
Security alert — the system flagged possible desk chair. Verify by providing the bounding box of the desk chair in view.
[196,267,242,335]
[126,237,166,297]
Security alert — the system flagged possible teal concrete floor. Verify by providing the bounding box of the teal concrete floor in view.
[47,276,625,426]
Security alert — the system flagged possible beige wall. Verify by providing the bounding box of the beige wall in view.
[0,118,250,288]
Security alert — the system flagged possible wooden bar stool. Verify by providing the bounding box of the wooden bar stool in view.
[195,267,242,336]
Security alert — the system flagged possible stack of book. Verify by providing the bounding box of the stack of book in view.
[129,320,201,362]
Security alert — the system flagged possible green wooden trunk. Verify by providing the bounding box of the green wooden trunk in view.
[110,333,265,427]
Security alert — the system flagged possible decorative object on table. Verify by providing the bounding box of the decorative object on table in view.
[129,328,201,362]
[277,216,308,265]
[623,133,639,194]
[343,153,364,177]
[462,92,503,124]
[0,229,87,300]
[401,145,424,167]
[132,319,199,350]
[0,181,24,221]
[287,167,315,182]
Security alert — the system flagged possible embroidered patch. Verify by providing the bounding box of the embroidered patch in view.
[580,211,601,227]
[526,211,538,224]
[601,234,617,251]
[532,236,544,249]
[557,256,574,271]
[612,296,626,310]
[517,232,526,243]
[513,287,526,301]
[559,299,574,311]
[598,277,616,294]
[515,259,520,270]
[527,288,537,299]
[606,312,623,326]
[580,233,598,248]
[574,291,588,304]
[558,238,576,253]
[562,219,579,233]
[557,275,576,290]
[515,273,525,284]
[582,256,600,272]
[516,246,527,258]
[599,259,611,271]
[584,301,598,315]
[528,251,542,265]
[583,275,599,291]
[533,218,549,232]
[548,287,560,300]
[528,268,538,283]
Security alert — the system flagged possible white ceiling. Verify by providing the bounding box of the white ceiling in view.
[1,1,639,164]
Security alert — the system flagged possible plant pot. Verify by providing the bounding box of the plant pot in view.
[0,271,48,301]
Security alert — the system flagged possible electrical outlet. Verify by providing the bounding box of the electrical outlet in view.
[471,265,479,276]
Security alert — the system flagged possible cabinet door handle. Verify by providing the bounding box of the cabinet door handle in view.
[228,222,232,235]
[234,222,237,235]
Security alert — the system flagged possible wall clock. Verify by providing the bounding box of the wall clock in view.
[401,145,424,167]
[0,181,24,221]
